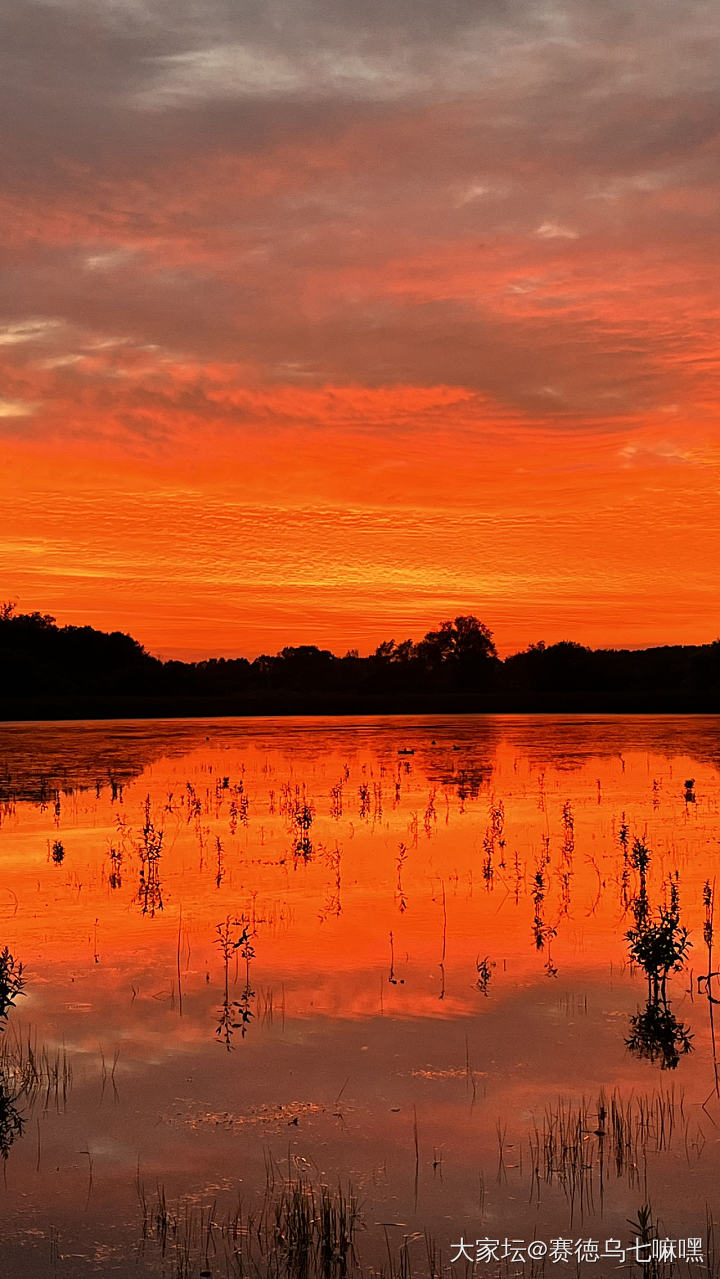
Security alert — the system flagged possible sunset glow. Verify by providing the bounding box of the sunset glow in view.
[2,1,719,657]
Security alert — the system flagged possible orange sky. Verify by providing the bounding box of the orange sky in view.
[1,0,719,659]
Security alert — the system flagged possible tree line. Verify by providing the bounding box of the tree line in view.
[1,602,719,716]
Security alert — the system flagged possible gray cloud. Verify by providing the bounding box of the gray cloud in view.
[2,0,719,428]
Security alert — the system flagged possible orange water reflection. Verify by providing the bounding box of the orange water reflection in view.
[1,716,719,1275]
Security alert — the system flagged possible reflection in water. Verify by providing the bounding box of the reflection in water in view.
[0,947,25,1160]
[136,797,164,917]
[137,1170,360,1279]
[291,791,315,861]
[215,917,256,1049]
[0,955,70,1163]
[0,1075,23,1160]
[0,715,719,1276]
[626,1000,694,1071]
[320,843,343,921]
[624,840,694,1069]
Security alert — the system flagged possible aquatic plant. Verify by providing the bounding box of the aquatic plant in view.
[288,789,315,860]
[531,865,557,952]
[107,842,123,889]
[0,1028,72,1111]
[0,947,25,1028]
[215,917,256,1049]
[320,843,343,920]
[137,795,164,916]
[475,955,494,995]
[395,842,408,913]
[137,1170,360,1279]
[626,874,691,1002]
[50,838,65,864]
[624,867,693,1069]
[697,880,720,1093]
[528,1087,681,1217]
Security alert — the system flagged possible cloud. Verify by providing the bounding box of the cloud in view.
[0,396,36,417]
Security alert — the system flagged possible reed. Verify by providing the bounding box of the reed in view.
[527,1086,682,1218]
[0,1026,72,1111]
[137,1169,361,1278]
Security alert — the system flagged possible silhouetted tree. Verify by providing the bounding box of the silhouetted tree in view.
[417,616,496,667]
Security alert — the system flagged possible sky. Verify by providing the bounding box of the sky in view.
[1,0,719,660]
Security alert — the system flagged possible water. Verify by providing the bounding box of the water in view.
[0,715,719,1277]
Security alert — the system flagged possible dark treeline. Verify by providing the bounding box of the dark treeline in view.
[1,603,719,718]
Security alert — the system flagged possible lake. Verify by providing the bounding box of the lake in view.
[1,715,719,1277]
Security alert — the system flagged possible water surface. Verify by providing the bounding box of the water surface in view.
[1,715,719,1276]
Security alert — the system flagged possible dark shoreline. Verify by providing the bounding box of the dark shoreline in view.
[1,692,719,721]
[3,608,719,720]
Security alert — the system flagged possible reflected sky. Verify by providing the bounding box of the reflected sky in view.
[1,715,719,1275]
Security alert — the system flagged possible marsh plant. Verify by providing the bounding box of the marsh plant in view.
[0,947,25,1028]
[625,853,693,1069]
[696,880,720,1093]
[476,955,495,995]
[50,838,64,865]
[626,870,691,1002]
[395,842,408,913]
[0,948,27,1160]
[528,1087,680,1217]
[698,879,719,1003]
[107,841,123,889]
[0,1029,71,1112]
[215,916,257,1049]
[531,865,557,953]
[137,795,164,916]
[137,1170,360,1279]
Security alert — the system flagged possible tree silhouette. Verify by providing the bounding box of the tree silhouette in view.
[1,604,720,715]
[417,615,496,668]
